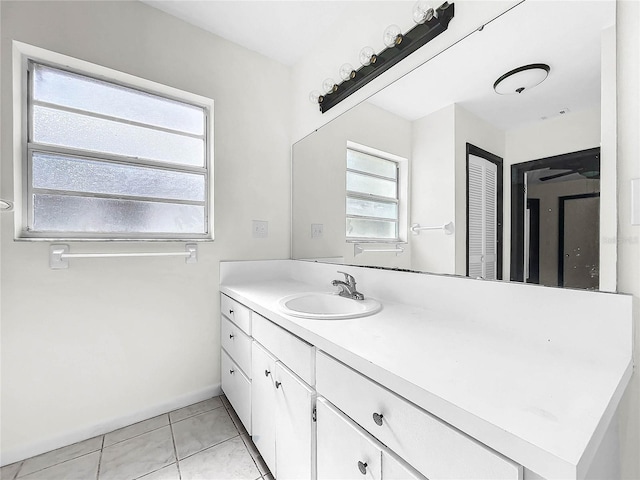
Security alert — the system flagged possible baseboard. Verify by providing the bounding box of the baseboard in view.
[0,383,222,467]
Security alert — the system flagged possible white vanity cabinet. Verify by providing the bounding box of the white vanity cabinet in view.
[220,294,252,434]
[316,351,523,480]
[220,290,524,480]
[317,397,424,480]
[251,313,317,480]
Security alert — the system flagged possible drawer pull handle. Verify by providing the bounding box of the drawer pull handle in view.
[265,370,271,377]
[229,333,235,339]
[229,309,234,315]
[229,369,235,375]
[373,412,384,426]
[357,461,368,475]
[275,381,282,389]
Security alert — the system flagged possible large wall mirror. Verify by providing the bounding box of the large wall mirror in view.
[292,0,616,291]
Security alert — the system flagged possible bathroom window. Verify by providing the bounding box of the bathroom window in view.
[346,146,400,241]
[22,59,212,240]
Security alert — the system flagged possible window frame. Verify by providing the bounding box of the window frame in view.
[14,42,214,241]
[345,144,403,243]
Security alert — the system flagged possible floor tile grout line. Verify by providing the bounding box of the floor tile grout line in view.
[168,419,182,480]
[95,435,105,480]
[240,435,271,478]
[175,433,241,463]
[105,413,169,438]
[169,403,225,426]
[14,443,103,478]
[103,421,169,449]
[8,396,228,479]
[6,460,23,480]
[223,402,249,436]
[130,463,178,480]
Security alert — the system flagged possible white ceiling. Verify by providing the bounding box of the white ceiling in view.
[369,0,615,129]
[141,0,392,66]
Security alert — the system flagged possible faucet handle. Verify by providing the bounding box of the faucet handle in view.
[337,271,356,286]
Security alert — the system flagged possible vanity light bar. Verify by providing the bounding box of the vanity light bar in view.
[316,2,455,113]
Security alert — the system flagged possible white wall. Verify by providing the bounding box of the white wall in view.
[0,0,291,465]
[292,101,412,269]
[454,105,505,276]
[504,107,602,282]
[615,2,639,478]
[526,178,600,287]
[408,104,505,276]
[410,105,456,274]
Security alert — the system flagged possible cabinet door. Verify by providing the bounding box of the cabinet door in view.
[317,397,382,480]
[251,341,277,474]
[275,361,316,480]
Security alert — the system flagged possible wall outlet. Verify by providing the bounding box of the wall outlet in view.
[311,223,323,238]
[252,220,268,238]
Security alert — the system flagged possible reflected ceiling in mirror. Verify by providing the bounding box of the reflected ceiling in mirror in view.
[292,0,615,290]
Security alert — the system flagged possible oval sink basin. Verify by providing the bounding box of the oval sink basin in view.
[278,292,381,320]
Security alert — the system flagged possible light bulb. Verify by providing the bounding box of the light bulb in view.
[322,78,337,94]
[339,63,356,81]
[383,25,403,48]
[359,46,377,67]
[412,0,435,24]
[309,90,323,103]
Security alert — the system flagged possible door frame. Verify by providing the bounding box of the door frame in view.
[526,198,540,284]
[466,143,503,279]
[510,147,600,282]
[558,192,600,287]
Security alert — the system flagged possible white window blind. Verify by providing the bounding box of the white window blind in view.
[346,148,399,241]
[468,155,497,280]
[24,61,211,240]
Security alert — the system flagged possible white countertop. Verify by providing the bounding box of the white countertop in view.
[220,260,633,480]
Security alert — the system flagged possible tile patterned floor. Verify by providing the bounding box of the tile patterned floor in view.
[1,395,273,480]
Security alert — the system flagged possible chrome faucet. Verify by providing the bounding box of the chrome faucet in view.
[332,271,365,300]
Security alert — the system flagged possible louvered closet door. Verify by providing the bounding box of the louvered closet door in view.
[468,155,497,280]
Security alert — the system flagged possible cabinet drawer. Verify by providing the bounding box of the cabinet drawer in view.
[221,349,251,435]
[316,351,522,480]
[221,294,251,335]
[252,313,315,386]
[221,316,252,378]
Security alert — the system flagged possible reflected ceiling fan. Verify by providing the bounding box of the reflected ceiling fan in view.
[538,154,600,182]
[539,167,600,182]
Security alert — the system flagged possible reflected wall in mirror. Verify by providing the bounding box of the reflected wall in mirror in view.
[292,0,616,290]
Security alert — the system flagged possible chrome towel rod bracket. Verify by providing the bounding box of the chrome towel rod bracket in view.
[49,243,198,269]
[354,244,404,257]
[0,199,13,211]
[411,221,454,235]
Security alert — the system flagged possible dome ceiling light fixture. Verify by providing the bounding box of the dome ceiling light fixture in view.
[493,63,550,95]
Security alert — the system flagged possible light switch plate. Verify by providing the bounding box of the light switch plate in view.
[632,178,640,226]
[252,220,268,238]
[311,223,323,238]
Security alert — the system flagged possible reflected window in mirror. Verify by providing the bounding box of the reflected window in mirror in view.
[345,144,405,242]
